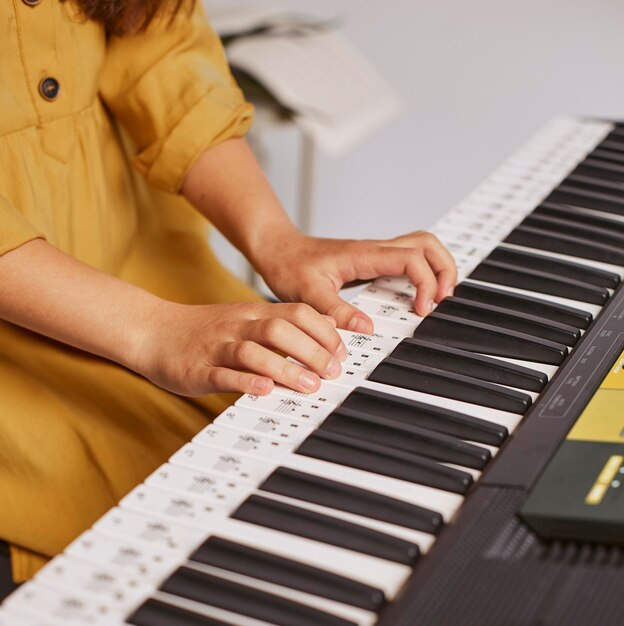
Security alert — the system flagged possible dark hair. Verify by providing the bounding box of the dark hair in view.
[69,0,195,36]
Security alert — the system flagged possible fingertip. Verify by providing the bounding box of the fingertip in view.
[436,283,454,302]
[300,370,321,392]
[252,376,273,395]
[347,315,374,334]
[415,298,435,317]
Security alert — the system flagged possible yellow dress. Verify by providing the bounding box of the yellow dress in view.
[0,0,261,581]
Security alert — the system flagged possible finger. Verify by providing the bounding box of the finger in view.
[405,255,439,316]
[246,316,344,379]
[376,232,457,304]
[203,366,274,396]
[421,238,457,301]
[280,303,349,360]
[299,282,374,335]
[337,245,438,318]
[222,340,322,393]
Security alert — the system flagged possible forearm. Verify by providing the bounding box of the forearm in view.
[0,238,161,370]
[182,138,298,271]
[0,238,345,397]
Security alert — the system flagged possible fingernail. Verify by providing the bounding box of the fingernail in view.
[427,300,434,314]
[336,342,348,361]
[324,358,341,379]
[445,286,454,298]
[300,371,320,390]
[252,377,271,393]
[347,316,370,333]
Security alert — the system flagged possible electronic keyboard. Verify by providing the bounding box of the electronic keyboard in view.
[4,115,624,626]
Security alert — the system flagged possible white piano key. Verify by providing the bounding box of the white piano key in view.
[236,392,332,425]
[433,225,502,249]
[368,315,418,338]
[0,610,68,626]
[171,443,274,484]
[94,506,206,554]
[479,354,559,380]
[464,278,602,317]
[356,285,414,308]
[439,210,525,236]
[325,367,372,387]
[145,462,257,508]
[469,441,499,457]
[337,328,404,352]
[184,562,377,626]
[121,484,237,524]
[192,424,298,457]
[64,530,181,584]
[350,296,421,327]
[268,381,350,407]
[35,556,151,612]
[3,582,123,625]
[342,348,385,372]
[442,463,481,481]
[214,406,316,442]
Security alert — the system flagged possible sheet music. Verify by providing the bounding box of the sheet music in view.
[206,3,402,154]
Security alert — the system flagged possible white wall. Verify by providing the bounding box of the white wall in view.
[206,0,624,282]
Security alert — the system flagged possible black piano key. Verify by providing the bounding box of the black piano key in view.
[565,173,624,197]
[368,356,531,415]
[413,312,568,365]
[126,598,229,626]
[160,566,356,626]
[546,184,624,217]
[190,535,386,611]
[454,281,592,329]
[573,158,624,183]
[504,224,624,265]
[260,466,443,534]
[296,428,473,494]
[340,387,508,446]
[469,260,609,305]
[598,140,624,155]
[592,148,624,166]
[322,405,491,469]
[233,495,420,565]
[388,337,547,391]
[597,131,624,152]
[489,244,620,289]
[534,202,624,239]
[435,296,580,347]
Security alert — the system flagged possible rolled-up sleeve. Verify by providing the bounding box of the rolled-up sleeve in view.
[99,3,253,193]
[0,195,43,256]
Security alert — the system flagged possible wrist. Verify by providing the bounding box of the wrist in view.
[246,220,303,276]
[121,293,176,376]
